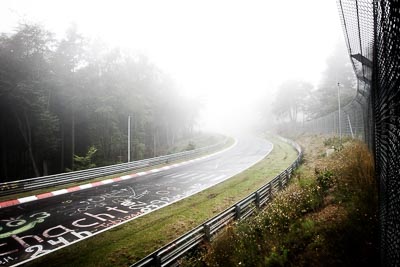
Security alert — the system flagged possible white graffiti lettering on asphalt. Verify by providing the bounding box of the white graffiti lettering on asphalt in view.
[0,191,173,266]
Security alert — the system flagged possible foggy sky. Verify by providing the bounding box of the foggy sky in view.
[1,0,346,132]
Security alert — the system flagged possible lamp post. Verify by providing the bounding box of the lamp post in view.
[128,115,131,162]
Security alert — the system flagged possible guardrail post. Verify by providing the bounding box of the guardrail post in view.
[287,169,291,183]
[155,253,162,267]
[255,192,261,208]
[278,174,283,190]
[235,204,241,220]
[269,183,273,199]
[204,223,211,242]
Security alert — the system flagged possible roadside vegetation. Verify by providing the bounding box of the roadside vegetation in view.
[26,136,297,267]
[182,135,379,266]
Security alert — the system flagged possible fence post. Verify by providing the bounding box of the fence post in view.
[204,223,211,242]
[347,114,355,138]
[269,182,273,198]
[235,204,241,220]
[255,191,261,208]
[155,253,162,267]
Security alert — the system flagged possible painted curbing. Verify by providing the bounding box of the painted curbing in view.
[0,140,237,209]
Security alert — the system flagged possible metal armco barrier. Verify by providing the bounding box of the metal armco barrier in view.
[0,140,228,197]
[130,137,302,267]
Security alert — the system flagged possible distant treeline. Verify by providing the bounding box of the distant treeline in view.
[0,23,200,181]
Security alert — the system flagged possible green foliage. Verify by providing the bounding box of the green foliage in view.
[315,169,335,192]
[185,141,196,151]
[68,146,97,171]
[264,248,289,267]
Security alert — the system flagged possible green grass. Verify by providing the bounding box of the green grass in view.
[0,135,233,202]
[26,136,297,267]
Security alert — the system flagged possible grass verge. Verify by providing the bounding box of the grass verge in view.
[182,135,379,267]
[26,136,297,267]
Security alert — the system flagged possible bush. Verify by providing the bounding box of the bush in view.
[185,141,196,151]
[315,169,335,192]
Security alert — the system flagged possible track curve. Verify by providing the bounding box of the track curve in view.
[0,135,272,266]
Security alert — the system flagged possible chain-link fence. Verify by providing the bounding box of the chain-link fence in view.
[303,0,374,145]
[302,0,400,265]
[374,0,400,265]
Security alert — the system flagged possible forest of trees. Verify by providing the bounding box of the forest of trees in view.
[0,23,200,181]
[272,42,357,123]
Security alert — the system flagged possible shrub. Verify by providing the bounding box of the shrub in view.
[185,141,196,151]
[315,169,335,192]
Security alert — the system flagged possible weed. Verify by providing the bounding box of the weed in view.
[323,136,352,150]
[265,247,289,267]
[315,169,335,192]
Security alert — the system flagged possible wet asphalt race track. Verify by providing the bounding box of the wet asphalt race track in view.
[0,135,272,266]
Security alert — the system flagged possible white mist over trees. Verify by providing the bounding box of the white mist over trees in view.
[271,42,356,123]
[272,80,313,123]
[306,42,357,118]
[0,23,200,180]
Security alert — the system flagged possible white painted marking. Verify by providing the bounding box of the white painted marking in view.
[79,184,93,190]
[195,173,213,180]
[151,169,160,173]
[177,173,200,179]
[102,179,113,184]
[169,173,189,178]
[210,175,227,182]
[18,196,38,203]
[52,189,69,195]
[137,171,147,176]
[121,175,131,180]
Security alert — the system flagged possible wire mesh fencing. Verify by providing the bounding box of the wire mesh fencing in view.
[302,0,400,265]
[374,0,400,265]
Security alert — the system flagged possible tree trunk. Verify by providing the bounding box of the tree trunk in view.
[1,122,7,180]
[43,160,48,176]
[24,112,40,177]
[14,110,40,177]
